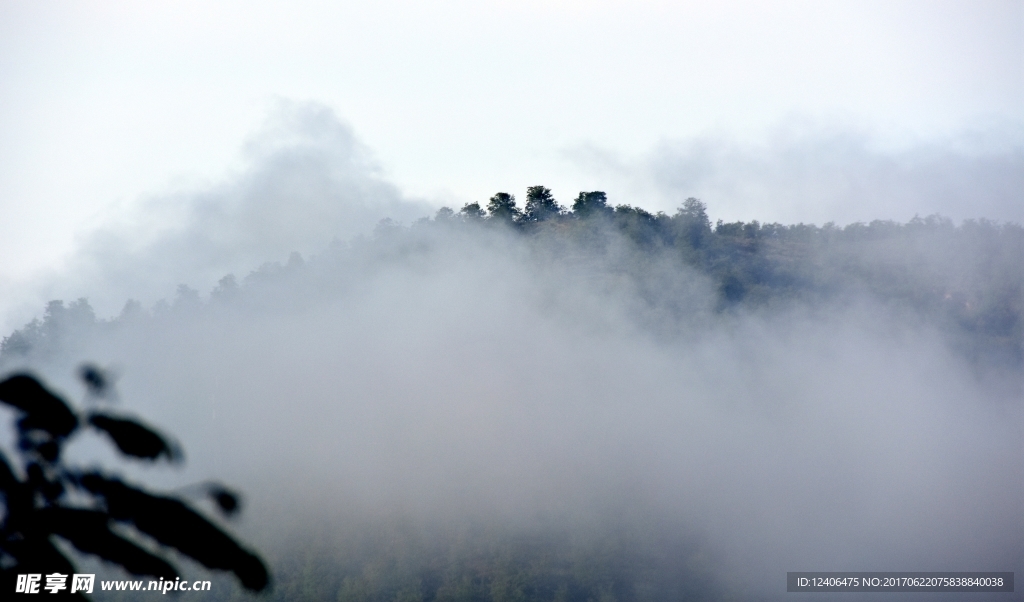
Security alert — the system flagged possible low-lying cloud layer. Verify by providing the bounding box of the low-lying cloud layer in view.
[6,224,1021,600]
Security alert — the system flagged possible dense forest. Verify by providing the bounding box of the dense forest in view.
[0,189,1020,601]
[4,187,1021,374]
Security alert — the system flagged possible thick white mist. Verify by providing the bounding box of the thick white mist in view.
[8,221,1020,600]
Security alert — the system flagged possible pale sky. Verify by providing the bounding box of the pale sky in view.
[1,0,1021,300]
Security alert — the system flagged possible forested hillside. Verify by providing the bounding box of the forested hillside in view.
[4,189,1020,374]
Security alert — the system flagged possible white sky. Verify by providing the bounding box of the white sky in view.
[1,0,1022,283]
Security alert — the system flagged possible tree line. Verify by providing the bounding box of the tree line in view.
[3,187,1021,371]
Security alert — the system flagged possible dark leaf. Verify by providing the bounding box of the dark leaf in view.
[2,534,77,575]
[38,507,178,579]
[78,473,269,591]
[0,540,88,600]
[26,462,46,485]
[87,413,182,463]
[0,448,19,488]
[207,484,240,516]
[0,374,78,437]
[25,462,63,501]
[37,441,60,463]
[78,364,110,397]
[0,460,31,519]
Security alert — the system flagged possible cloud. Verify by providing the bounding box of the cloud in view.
[569,122,1024,226]
[17,101,432,320]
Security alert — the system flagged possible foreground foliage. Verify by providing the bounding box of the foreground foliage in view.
[0,369,268,598]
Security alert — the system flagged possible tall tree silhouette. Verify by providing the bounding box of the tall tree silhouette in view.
[486,192,522,224]
[571,191,612,219]
[523,186,561,222]
[0,367,269,598]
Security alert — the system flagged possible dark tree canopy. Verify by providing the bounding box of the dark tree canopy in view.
[523,185,561,222]
[458,202,485,221]
[486,193,521,224]
[572,191,612,218]
[675,197,713,248]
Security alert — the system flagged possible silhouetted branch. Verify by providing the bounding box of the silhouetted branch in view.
[0,371,270,598]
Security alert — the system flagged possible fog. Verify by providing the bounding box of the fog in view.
[1,108,1021,601]
[569,121,1024,226]
[0,101,432,330]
